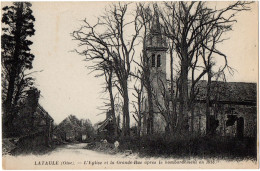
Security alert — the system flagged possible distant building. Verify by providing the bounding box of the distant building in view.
[96,110,120,141]
[54,115,83,142]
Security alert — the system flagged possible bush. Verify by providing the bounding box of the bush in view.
[117,135,257,160]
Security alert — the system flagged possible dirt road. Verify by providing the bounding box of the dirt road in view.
[2,143,256,169]
[3,143,140,169]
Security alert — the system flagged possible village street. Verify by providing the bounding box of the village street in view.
[3,143,145,169]
[9,143,133,159]
[45,143,131,159]
[7,143,204,169]
[3,143,257,170]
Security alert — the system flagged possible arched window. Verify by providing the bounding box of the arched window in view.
[157,55,161,67]
[152,54,156,67]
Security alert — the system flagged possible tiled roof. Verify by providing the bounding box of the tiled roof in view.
[194,80,257,103]
[37,104,54,121]
[167,80,257,104]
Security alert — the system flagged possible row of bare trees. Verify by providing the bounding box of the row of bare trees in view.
[160,1,251,135]
[73,2,252,137]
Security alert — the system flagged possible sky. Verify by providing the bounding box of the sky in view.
[1,2,258,125]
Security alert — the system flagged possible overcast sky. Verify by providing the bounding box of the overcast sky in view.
[2,2,258,125]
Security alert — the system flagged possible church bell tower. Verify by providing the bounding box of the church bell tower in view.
[146,11,168,96]
[142,10,168,134]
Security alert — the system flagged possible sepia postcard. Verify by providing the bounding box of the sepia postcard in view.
[1,1,259,169]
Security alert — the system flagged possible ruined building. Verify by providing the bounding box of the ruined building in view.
[140,13,257,138]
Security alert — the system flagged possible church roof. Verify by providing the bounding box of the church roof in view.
[167,80,257,105]
[195,81,256,104]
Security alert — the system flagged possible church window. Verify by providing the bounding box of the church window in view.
[149,37,153,46]
[152,54,156,67]
[157,55,161,67]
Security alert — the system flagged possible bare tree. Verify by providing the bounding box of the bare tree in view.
[93,63,118,137]
[132,84,144,137]
[160,1,252,135]
[73,3,142,136]
[129,3,157,135]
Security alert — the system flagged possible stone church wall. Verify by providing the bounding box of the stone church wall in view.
[190,103,257,138]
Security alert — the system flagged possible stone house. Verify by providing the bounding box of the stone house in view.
[33,104,54,145]
[15,88,54,147]
[97,110,116,136]
[96,110,121,141]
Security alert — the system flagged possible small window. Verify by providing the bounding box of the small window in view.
[149,37,153,46]
[152,54,155,67]
[157,55,161,67]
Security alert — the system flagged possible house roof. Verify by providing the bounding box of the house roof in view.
[97,115,113,131]
[37,104,54,121]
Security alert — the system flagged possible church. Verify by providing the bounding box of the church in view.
[140,14,257,139]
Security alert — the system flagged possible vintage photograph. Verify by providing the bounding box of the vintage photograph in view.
[1,1,258,169]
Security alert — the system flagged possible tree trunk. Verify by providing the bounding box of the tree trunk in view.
[4,3,23,136]
[146,81,154,135]
[122,108,125,136]
[177,50,189,135]
[137,87,142,137]
[169,44,176,134]
[108,70,117,137]
[122,81,130,136]
[190,105,195,134]
[123,93,130,136]
[142,47,154,135]
[142,22,154,135]
[206,70,212,135]
[190,84,195,134]
[137,117,141,137]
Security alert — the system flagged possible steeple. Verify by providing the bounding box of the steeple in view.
[144,6,167,74]
[146,6,167,51]
[150,7,161,35]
